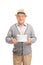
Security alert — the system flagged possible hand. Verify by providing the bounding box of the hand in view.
[12,38,17,45]
[25,38,32,44]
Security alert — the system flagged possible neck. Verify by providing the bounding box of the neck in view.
[18,23,24,26]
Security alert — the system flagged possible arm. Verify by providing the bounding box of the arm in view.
[30,25,37,43]
[25,25,37,44]
[5,27,13,44]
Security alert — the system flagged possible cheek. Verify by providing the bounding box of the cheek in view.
[17,17,26,21]
[23,18,25,21]
[23,17,26,19]
[17,17,20,21]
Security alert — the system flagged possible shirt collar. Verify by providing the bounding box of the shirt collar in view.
[16,23,27,26]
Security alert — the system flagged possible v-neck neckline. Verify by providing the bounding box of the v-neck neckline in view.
[15,23,28,35]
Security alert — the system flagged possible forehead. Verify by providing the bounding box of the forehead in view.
[17,14,25,17]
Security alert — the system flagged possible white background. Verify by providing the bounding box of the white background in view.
[0,0,43,65]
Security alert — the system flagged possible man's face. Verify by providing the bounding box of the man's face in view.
[16,14,26,25]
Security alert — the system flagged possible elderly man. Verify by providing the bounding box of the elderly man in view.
[5,9,37,65]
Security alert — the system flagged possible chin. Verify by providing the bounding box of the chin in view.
[20,21,24,24]
[18,21,24,25]
[20,22,24,24]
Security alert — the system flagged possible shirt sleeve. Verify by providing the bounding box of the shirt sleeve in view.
[5,27,13,44]
[30,25,37,43]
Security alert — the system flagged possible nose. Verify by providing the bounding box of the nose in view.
[20,17,23,20]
